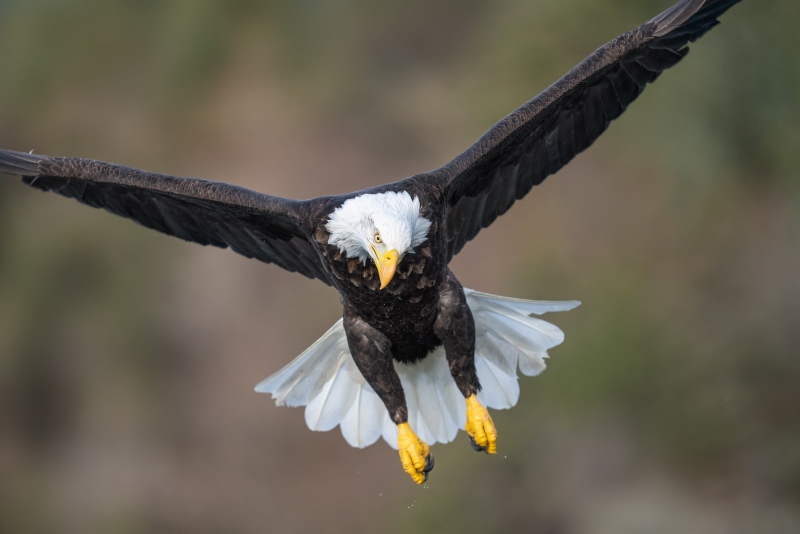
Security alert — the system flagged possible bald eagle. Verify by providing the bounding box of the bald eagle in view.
[0,0,742,484]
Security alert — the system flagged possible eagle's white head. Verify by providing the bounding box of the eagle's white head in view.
[326,191,432,289]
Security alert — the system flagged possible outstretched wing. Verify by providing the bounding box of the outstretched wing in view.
[419,0,742,261]
[0,149,333,285]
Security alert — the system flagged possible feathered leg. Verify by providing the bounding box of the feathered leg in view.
[343,305,434,484]
[434,273,498,454]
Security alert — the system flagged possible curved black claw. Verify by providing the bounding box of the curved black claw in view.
[421,453,434,482]
[423,453,434,473]
[469,435,487,453]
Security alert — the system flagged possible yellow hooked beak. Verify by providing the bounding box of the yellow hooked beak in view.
[373,248,399,290]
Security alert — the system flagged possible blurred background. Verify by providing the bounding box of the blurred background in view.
[0,0,797,532]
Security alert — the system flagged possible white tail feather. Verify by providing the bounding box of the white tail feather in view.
[339,380,385,447]
[256,289,580,448]
[396,351,463,446]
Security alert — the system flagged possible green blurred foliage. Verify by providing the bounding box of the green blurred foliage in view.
[0,0,798,533]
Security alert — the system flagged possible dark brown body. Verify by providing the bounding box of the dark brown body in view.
[316,198,480,424]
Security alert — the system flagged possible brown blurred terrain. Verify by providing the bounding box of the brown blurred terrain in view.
[0,0,798,532]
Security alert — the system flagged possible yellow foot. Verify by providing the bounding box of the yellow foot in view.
[465,394,497,454]
[397,422,434,484]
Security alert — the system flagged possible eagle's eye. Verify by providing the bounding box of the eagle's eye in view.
[374,233,382,244]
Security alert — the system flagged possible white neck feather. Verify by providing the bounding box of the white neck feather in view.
[326,191,432,263]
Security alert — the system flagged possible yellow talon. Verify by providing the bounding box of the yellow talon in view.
[397,422,434,484]
[465,394,497,454]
